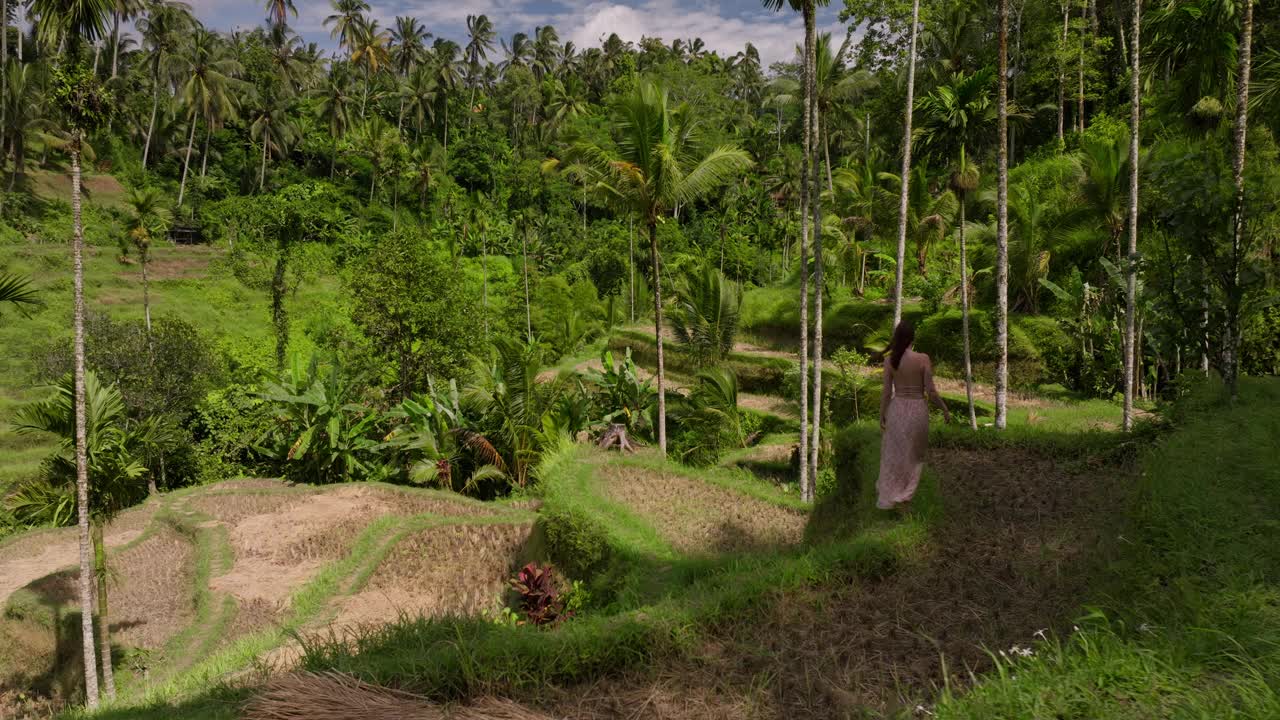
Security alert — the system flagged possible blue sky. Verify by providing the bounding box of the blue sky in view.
[191,0,846,66]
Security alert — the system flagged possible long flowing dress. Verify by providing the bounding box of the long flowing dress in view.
[876,366,933,509]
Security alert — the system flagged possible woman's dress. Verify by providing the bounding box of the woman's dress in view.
[876,377,931,509]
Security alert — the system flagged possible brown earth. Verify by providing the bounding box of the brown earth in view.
[598,464,806,555]
[0,501,158,607]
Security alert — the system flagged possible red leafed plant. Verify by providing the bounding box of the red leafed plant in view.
[509,562,567,626]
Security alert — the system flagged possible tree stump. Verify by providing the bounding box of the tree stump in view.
[598,424,638,453]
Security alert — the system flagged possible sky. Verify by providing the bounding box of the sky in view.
[191,0,848,67]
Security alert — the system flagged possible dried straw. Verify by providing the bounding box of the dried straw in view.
[242,671,556,720]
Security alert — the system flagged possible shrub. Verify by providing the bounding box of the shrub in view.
[509,562,568,626]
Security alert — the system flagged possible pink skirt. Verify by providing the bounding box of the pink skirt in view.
[876,398,930,509]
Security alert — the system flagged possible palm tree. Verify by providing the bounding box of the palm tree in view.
[314,66,353,178]
[349,16,390,119]
[0,273,39,315]
[106,0,145,77]
[952,153,979,428]
[30,0,112,55]
[463,14,495,124]
[390,15,429,76]
[176,28,239,207]
[995,0,1010,430]
[138,2,187,169]
[501,31,533,73]
[409,142,441,214]
[3,61,49,190]
[1123,0,1142,430]
[263,0,295,31]
[323,0,368,52]
[249,97,297,191]
[563,80,752,456]
[1223,0,1254,400]
[400,64,437,143]
[1078,135,1128,261]
[13,371,149,708]
[892,0,922,330]
[670,260,742,368]
[123,187,172,336]
[532,24,559,79]
[358,115,401,203]
[432,39,462,156]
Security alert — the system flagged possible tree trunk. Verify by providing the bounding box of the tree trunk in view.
[71,140,101,709]
[893,0,921,329]
[797,0,815,500]
[259,138,268,192]
[2,0,7,153]
[177,115,197,207]
[959,195,977,429]
[482,233,489,339]
[1225,0,1253,400]
[1123,0,1141,431]
[330,133,337,180]
[823,117,834,195]
[649,220,667,456]
[143,86,160,169]
[110,11,121,77]
[1058,0,1068,145]
[995,0,1011,430]
[93,522,115,699]
[522,226,532,343]
[629,216,635,323]
[272,250,288,370]
[141,247,153,337]
[808,26,824,498]
[201,118,212,177]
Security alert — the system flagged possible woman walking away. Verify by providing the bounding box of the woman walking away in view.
[877,321,951,510]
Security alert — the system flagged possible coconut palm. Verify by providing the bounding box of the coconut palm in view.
[105,0,147,76]
[995,0,1010,429]
[1124,0,1143,429]
[2,60,50,190]
[532,24,559,79]
[137,2,188,169]
[463,14,495,123]
[176,27,240,206]
[323,0,368,52]
[313,67,353,178]
[400,64,437,143]
[249,97,297,191]
[670,260,742,368]
[263,0,295,31]
[1078,135,1129,261]
[357,115,401,203]
[1224,0,1254,400]
[30,0,112,55]
[349,16,390,119]
[559,80,752,456]
[892,0,922,329]
[123,186,172,335]
[390,15,429,76]
[0,274,39,315]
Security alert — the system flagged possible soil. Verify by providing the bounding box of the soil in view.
[0,502,157,607]
[599,465,806,555]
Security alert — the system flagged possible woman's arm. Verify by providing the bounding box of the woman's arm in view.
[879,358,893,429]
[924,356,952,424]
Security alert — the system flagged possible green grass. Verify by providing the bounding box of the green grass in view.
[929,376,1280,718]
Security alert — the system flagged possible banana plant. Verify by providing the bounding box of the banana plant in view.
[256,355,379,484]
[585,347,656,436]
[380,380,507,493]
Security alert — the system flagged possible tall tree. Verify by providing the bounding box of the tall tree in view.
[464,14,495,125]
[1123,0,1142,430]
[263,0,295,31]
[1225,0,1253,400]
[349,15,390,120]
[995,0,1010,429]
[176,27,239,207]
[561,80,752,455]
[892,0,921,329]
[314,66,353,179]
[137,3,186,169]
[107,0,144,77]
[323,0,369,52]
[123,186,171,339]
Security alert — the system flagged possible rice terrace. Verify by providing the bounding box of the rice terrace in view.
[0,0,1278,717]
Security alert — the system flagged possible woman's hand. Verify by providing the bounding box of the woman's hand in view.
[879,416,887,431]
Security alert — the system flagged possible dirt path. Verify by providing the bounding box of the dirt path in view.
[0,503,157,607]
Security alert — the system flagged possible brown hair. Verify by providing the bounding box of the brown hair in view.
[887,321,915,370]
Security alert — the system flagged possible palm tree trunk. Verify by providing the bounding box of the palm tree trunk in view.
[808,29,824,496]
[823,117,834,195]
[71,138,101,709]
[522,227,532,343]
[893,0,921,329]
[1058,0,1068,146]
[650,219,667,456]
[995,0,1011,430]
[1077,3,1086,133]
[143,86,160,169]
[177,115,197,207]
[141,248,152,337]
[93,522,115,699]
[201,118,212,177]
[797,0,814,500]
[2,0,7,152]
[482,232,489,338]
[1123,0,1141,431]
[369,167,377,203]
[629,216,635,323]
[1226,0,1253,401]
[959,196,977,429]
[259,138,268,192]
[110,11,121,78]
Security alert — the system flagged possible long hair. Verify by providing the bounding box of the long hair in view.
[887,321,915,370]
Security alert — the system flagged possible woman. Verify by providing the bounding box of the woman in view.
[877,321,950,510]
